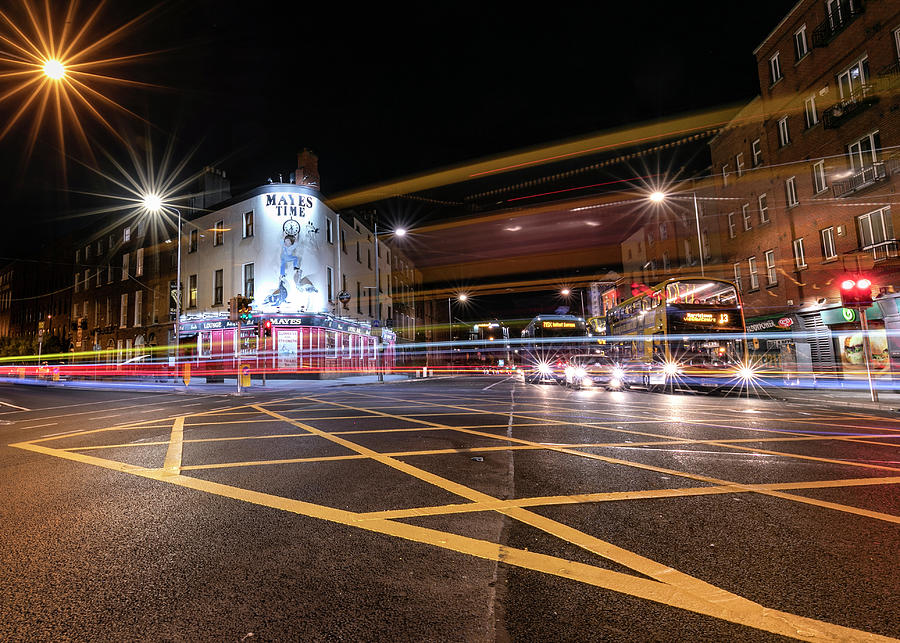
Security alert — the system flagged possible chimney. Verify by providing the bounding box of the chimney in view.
[296,149,320,190]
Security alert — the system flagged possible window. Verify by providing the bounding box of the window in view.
[340,229,347,254]
[189,229,198,253]
[134,291,142,327]
[74,272,80,293]
[213,269,223,305]
[136,248,144,277]
[793,238,807,269]
[189,274,198,308]
[727,213,736,239]
[214,220,224,246]
[75,249,80,263]
[812,160,827,193]
[659,222,668,240]
[753,194,767,225]
[804,95,817,129]
[243,211,254,238]
[356,281,362,313]
[742,203,752,231]
[752,139,762,167]
[894,26,900,60]
[121,253,129,280]
[794,25,808,61]
[367,248,371,269]
[96,268,102,287]
[683,239,692,266]
[702,228,710,260]
[765,250,777,285]
[107,264,112,284]
[748,256,759,290]
[821,227,837,260]
[97,239,103,255]
[326,218,334,244]
[848,131,880,171]
[242,263,254,298]
[777,116,790,147]
[647,231,655,245]
[837,57,869,100]
[85,245,91,261]
[857,207,894,251]
[769,52,782,84]
[83,301,89,319]
[721,164,729,186]
[733,262,742,292]
[735,153,744,177]
[123,227,131,243]
[356,241,361,263]
[326,266,334,301]
[120,293,128,328]
[785,176,798,206]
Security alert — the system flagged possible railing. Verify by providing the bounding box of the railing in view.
[822,83,877,129]
[831,162,888,198]
[812,0,865,48]
[862,239,899,262]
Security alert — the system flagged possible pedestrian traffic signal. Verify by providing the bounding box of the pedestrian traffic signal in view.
[262,319,273,337]
[839,276,873,309]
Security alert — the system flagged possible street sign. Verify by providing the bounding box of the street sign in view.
[372,319,381,328]
[338,290,351,304]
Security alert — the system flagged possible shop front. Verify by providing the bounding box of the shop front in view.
[745,313,802,384]
[818,304,894,385]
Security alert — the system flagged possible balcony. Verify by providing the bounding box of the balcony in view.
[831,159,900,197]
[862,239,899,262]
[812,0,864,48]
[822,84,878,129]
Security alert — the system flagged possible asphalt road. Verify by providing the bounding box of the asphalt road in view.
[1,377,898,642]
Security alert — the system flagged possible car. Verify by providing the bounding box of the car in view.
[564,354,626,390]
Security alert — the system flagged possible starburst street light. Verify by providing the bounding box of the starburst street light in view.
[0,2,160,172]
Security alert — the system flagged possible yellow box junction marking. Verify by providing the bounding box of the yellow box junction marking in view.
[8,394,900,642]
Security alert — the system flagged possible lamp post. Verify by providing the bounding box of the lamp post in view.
[373,222,406,382]
[142,194,182,382]
[650,190,705,277]
[448,293,467,368]
[560,288,585,318]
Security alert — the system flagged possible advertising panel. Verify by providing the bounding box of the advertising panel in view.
[277,330,298,370]
[835,328,891,377]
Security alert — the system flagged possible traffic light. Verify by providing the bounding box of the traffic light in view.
[262,319,273,337]
[237,296,253,323]
[839,276,873,309]
[228,296,238,321]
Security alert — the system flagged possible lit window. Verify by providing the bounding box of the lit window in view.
[134,291,142,327]
[214,221,224,246]
[243,264,254,298]
[120,293,128,328]
[121,253,129,280]
[189,229,198,253]
[243,211,254,238]
[136,248,144,277]
[123,227,131,242]
[213,269,223,305]
[189,274,198,308]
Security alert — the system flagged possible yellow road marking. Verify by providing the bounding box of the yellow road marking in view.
[162,417,185,475]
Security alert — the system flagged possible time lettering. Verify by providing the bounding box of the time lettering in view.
[265,193,315,217]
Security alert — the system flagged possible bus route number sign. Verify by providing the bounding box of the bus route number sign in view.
[543,321,576,329]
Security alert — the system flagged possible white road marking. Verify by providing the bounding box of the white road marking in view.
[0,400,30,411]
[140,408,167,414]
[92,414,120,419]
[482,377,513,391]
[41,428,85,438]
[19,422,57,430]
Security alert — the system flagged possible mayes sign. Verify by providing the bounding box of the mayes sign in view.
[264,193,315,218]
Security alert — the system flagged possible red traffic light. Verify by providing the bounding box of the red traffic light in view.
[262,319,273,337]
[839,275,874,309]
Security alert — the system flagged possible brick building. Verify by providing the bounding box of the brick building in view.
[708,0,900,379]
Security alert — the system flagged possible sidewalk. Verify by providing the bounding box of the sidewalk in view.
[753,386,900,413]
[0,373,414,395]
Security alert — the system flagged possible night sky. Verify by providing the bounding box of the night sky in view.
[0,1,792,255]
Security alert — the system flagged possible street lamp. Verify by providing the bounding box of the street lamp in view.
[447,293,467,368]
[373,223,407,381]
[142,194,182,381]
[649,190,705,277]
[42,59,66,80]
[560,288,585,318]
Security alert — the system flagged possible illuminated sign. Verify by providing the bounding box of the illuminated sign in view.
[683,312,730,324]
[543,321,576,329]
[264,193,315,217]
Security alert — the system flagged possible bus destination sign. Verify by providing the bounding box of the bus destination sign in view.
[543,321,576,329]
[683,312,730,324]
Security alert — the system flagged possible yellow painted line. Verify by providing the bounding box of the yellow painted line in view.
[181,453,369,470]
[162,417,185,475]
[9,440,896,641]
[305,395,900,525]
[360,476,900,521]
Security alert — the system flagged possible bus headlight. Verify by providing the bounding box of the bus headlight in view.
[612,367,625,380]
[737,365,757,381]
[574,367,587,379]
[538,362,552,374]
[663,362,680,377]
[609,377,622,388]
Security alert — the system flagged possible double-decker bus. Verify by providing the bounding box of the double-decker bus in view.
[520,314,589,383]
[606,278,749,390]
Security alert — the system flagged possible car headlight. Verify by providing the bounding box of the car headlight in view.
[574,367,587,378]
[737,366,757,380]
[663,362,680,377]
[609,378,622,388]
[612,367,624,379]
[538,362,552,374]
